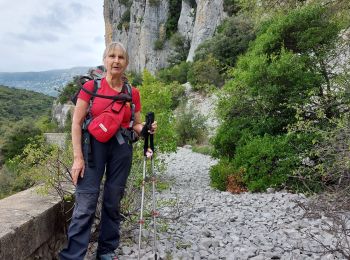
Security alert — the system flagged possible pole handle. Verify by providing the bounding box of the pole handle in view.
[143,112,155,156]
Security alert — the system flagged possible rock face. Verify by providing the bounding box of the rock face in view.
[52,101,74,128]
[178,0,196,43]
[104,0,226,73]
[104,0,169,74]
[186,0,225,62]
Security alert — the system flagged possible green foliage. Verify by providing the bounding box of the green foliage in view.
[0,165,17,199]
[231,134,298,192]
[154,39,165,50]
[290,111,350,193]
[223,0,241,16]
[139,71,177,152]
[238,0,307,23]
[212,118,252,159]
[214,4,343,158]
[0,86,58,197]
[119,0,131,6]
[0,85,54,122]
[253,5,341,56]
[117,8,131,31]
[194,15,255,73]
[0,119,41,162]
[184,0,196,8]
[211,3,349,193]
[157,61,189,85]
[174,102,208,146]
[168,33,191,66]
[166,81,186,110]
[188,54,224,91]
[57,79,79,104]
[1,136,73,199]
[149,0,160,6]
[210,158,235,191]
[126,71,143,87]
[34,115,59,133]
[0,136,55,198]
[121,9,131,24]
[165,0,182,39]
[192,144,214,156]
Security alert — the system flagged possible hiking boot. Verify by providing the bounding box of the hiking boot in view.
[96,252,118,260]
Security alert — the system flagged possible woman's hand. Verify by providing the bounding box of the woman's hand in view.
[71,157,85,186]
[150,121,157,134]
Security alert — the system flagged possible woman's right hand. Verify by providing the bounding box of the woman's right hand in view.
[71,157,85,186]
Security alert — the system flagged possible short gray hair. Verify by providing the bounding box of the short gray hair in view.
[102,42,129,63]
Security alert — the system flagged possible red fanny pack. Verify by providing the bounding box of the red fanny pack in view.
[87,101,125,143]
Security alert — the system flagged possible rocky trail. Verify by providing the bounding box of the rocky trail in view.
[88,147,346,260]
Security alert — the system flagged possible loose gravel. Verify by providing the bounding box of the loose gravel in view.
[88,147,346,260]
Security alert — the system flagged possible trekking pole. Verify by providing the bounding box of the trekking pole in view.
[149,122,158,260]
[137,155,147,260]
[138,112,156,260]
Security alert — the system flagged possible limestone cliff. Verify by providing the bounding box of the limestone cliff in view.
[103,0,225,73]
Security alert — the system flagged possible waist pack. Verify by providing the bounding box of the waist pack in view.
[87,101,125,143]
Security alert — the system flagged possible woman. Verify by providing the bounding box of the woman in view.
[60,42,156,260]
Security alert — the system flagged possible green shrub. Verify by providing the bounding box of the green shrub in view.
[126,71,143,87]
[119,0,131,6]
[121,9,130,24]
[192,145,214,156]
[223,0,241,16]
[157,61,189,84]
[165,0,182,38]
[166,81,186,109]
[194,15,255,74]
[0,119,41,162]
[139,70,177,153]
[212,119,255,159]
[187,54,224,90]
[213,4,343,159]
[210,158,235,191]
[175,102,208,146]
[0,85,54,121]
[290,112,350,193]
[168,33,191,66]
[232,134,299,192]
[1,135,54,198]
[154,39,165,50]
[149,0,160,6]
[57,79,79,104]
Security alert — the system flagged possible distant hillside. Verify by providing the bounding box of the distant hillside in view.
[0,67,90,96]
[0,85,54,122]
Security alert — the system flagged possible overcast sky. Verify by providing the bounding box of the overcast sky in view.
[0,0,105,72]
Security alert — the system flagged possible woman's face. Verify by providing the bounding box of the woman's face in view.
[104,46,128,77]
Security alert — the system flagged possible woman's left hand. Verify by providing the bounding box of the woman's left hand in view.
[150,121,157,134]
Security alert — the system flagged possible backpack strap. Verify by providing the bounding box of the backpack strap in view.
[85,79,102,122]
[90,79,101,108]
[116,81,136,145]
[124,81,135,129]
[82,78,102,167]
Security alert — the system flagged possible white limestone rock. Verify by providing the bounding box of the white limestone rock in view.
[187,0,226,62]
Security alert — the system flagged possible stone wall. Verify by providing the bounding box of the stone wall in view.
[0,187,68,259]
[44,133,68,149]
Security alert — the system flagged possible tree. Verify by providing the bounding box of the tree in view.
[194,14,255,73]
[213,4,343,158]
[0,119,41,162]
